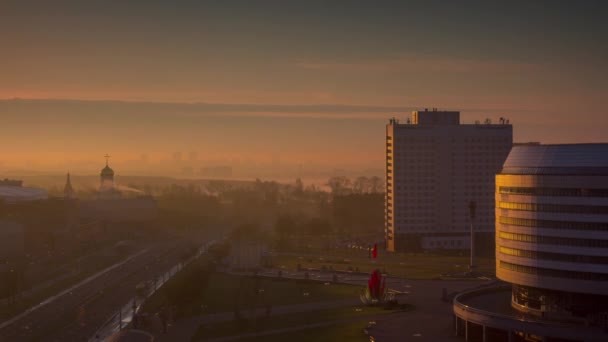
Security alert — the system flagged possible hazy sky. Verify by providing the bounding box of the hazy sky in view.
[1,1,607,176]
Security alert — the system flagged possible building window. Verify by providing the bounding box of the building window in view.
[499,186,608,198]
[499,216,608,232]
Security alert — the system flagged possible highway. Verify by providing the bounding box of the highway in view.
[0,239,192,342]
[90,240,213,341]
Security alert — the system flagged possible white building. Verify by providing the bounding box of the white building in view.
[0,184,48,203]
[385,109,512,252]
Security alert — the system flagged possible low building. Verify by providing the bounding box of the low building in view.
[0,181,48,203]
[227,240,268,271]
[0,179,23,187]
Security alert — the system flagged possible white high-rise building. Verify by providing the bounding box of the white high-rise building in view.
[385,109,512,253]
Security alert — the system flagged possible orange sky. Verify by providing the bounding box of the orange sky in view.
[1,2,607,178]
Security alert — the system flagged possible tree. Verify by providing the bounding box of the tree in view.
[206,180,232,196]
[369,176,385,194]
[254,179,280,205]
[274,215,295,239]
[326,176,352,196]
[231,223,261,241]
[208,241,231,263]
[294,178,304,197]
[332,193,384,237]
[162,257,212,316]
[303,217,332,236]
[353,176,370,194]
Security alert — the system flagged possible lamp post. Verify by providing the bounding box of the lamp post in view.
[468,200,476,273]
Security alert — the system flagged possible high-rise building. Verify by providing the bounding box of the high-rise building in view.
[385,109,512,253]
[453,143,608,341]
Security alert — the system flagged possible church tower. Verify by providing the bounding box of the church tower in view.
[64,172,74,199]
[100,154,115,191]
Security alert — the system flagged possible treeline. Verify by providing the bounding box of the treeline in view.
[131,176,385,244]
[326,176,385,196]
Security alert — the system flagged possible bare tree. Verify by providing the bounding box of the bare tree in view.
[326,176,352,196]
[206,180,231,195]
[353,176,370,194]
[294,178,304,197]
[369,176,385,193]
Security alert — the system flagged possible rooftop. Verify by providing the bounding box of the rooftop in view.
[502,143,608,175]
[0,186,48,203]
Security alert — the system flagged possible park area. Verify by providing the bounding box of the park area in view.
[134,244,491,341]
[140,265,412,341]
[268,248,495,279]
[192,304,406,341]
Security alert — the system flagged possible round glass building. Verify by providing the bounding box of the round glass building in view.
[454,143,608,342]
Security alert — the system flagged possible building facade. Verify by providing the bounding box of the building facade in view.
[385,109,512,252]
[497,144,608,324]
[453,143,608,342]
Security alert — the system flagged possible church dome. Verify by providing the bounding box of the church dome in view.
[101,165,114,177]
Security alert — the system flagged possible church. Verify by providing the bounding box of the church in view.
[76,155,157,223]
[97,154,122,200]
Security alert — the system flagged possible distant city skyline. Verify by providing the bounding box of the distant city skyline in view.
[1,1,607,176]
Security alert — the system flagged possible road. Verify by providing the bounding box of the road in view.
[0,239,192,342]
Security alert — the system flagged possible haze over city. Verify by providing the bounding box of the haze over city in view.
[1,2,608,342]
[2,1,607,179]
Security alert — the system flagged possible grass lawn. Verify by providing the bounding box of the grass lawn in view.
[192,305,411,341]
[142,272,363,318]
[270,250,494,279]
[236,321,371,342]
[198,273,360,313]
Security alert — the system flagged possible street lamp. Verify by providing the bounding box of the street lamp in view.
[468,200,476,273]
